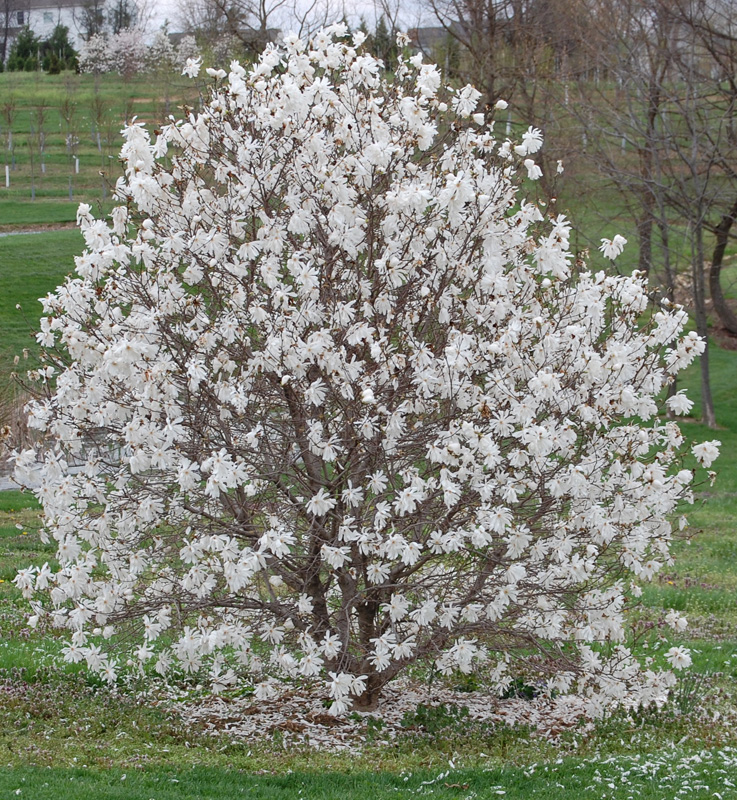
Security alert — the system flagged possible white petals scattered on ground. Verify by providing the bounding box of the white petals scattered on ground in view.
[578,748,737,798]
[169,679,594,751]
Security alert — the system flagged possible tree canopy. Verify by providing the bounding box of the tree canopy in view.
[14,26,717,714]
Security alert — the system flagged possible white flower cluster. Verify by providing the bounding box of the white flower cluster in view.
[16,25,713,715]
[599,234,628,260]
[79,30,147,75]
[79,31,201,76]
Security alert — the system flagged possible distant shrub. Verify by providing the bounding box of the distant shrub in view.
[109,28,147,77]
[80,28,185,76]
[42,25,78,73]
[147,31,176,72]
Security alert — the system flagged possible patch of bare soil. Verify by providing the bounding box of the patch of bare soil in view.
[0,222,77,234]
[712,323,737,351]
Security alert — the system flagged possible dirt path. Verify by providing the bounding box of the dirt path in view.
[0,222,77,237]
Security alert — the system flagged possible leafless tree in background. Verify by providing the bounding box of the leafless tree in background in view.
[420,0,590,198]
[175,0,338,51]
[76,0,153,39]
[0,0,29,63]
[572,0,737,427]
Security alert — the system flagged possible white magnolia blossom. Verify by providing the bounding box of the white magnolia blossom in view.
[599,234,628,260]
[691,440,721,468]
[514,126,544,156]
[523,158,543,180]
[15,26,713,715]
[666,391,694,415]
[665,646,692,670]
[665,610,688,632]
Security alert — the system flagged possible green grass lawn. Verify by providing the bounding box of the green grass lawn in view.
[0,200,79,227]
[1,753,736,799]
[0,228,83,384]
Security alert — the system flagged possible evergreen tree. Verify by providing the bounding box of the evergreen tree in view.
[7,27,41,71]
[373,15,397,68]
[42,25,79,71]
[46,51,61,74]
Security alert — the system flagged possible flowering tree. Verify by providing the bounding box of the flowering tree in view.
[78,33,112,74]
[209,33,242,67]
[15,26,718,714]
[79,29,148,75]
[109,27,148,76]
[175,34,200,69]
[147,30,177,73]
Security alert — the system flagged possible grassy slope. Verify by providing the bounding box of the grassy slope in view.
[0,200,78,226]
[0,71,195,213]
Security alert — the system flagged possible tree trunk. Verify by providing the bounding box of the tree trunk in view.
[637,208,653,276]
[0,1,10,65]
[351,672,385,711]
[656,199,678,407]
[709,196,737,335]
[693,222,717,428]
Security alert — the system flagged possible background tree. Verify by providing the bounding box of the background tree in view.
[77,0,106,40]
[371,15,397,67]
[108,0,136,33]
[78,32,110,73]
[573,0,737,429]
[425,0,587,104]
[176,0,288,56]
[176,0,338,57]
[574,0,677,279]
[76,0,152,40]
[41,24,79,71]
[665,0,737,337]
[422,0,590,199]
[175,33,200,67]
[148,30,177,116]
[0,0,29,65]
[6,25,40,70]
[108,26,146,74]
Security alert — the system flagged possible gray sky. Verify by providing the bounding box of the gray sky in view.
[149,0,425,35]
